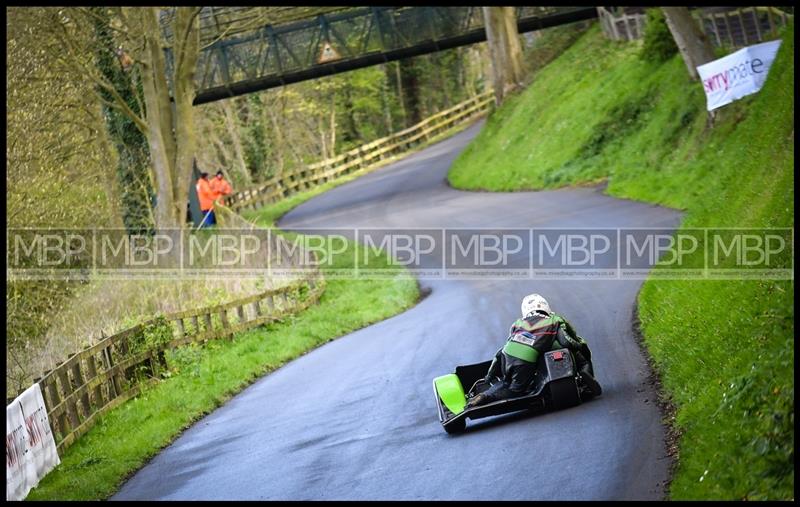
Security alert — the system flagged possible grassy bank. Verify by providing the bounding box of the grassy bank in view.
[448,23,794,500]
[27,217,418,500]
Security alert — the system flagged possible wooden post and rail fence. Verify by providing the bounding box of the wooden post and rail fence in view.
[227,89,496,212]
[597,6,792,47]
[25,267,324,454]
[10,204,326,455]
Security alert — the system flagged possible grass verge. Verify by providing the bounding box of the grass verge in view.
[448,22,794,500]
[27,216,418,500]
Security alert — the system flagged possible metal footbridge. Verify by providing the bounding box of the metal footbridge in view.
[159,6,598,105]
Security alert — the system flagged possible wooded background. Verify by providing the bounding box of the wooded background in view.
[6,6,588,396]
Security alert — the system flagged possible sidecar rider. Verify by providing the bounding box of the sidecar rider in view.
[467,293,602,408]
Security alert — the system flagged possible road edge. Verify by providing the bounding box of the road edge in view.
[630,285,681,500]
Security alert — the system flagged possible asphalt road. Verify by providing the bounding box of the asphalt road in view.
[114,121,681,500]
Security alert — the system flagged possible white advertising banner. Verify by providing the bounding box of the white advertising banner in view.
[697,40,782,111]
[6,384,60,501]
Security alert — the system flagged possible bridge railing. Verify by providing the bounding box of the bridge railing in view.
[228,89,495,212]
[185,6,598,103]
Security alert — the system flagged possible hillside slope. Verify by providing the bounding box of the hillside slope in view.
[449,23,794,500]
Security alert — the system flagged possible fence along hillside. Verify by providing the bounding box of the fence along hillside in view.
[597,6,792,45]
[13,210,325,454]
[227,89,495,211]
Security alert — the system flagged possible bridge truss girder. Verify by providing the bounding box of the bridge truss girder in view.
[162,6,598,105]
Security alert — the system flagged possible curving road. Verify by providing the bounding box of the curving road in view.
[114,121,680,500]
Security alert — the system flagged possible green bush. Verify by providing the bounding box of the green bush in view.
[129,315,174,357]
[641,8,678,63]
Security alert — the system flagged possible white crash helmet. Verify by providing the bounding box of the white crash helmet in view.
[521,293,551,318]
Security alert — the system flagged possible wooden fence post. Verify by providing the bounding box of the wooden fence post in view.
[724,12,734,47]
[611,16,620,40]
[709,14,722,46]
[85,352,104,410]
[56,367,80,434]
[766,7,775,35]
[220,309,231,338]
[71,359,91,420]
[103,344,121,399]
[750,7,760,42]
[203,312,213,334]
[45,375,67,441]
[738,10,748,45]
[38,373,52,410]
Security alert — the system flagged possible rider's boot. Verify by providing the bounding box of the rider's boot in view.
[467,393,488,408]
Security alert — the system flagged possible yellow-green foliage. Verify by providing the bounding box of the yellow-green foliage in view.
[6,7,121,395]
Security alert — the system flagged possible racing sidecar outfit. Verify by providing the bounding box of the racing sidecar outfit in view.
[468,312,600,406]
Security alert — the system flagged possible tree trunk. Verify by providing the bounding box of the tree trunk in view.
[329,92,336,157]
[394,61,407,126]
[318,114,328,161]
[380,64,394,135]
[139,10,178,230]
[662,7,717,81]
[136,7,200,231]
[211,135,232,171]
[265,93,285,176]
[399,58,422,125]
[221,100,252,185]
[483,6,525,105]
[170,8,200,228]
[342,87,360,144]
[437,54,452,108]
[89,7,154,235]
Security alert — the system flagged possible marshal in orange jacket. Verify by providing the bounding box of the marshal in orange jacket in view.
[209,175,233,206]
[196,177,217,211]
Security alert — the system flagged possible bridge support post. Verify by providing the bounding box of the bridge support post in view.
[483,6,525,105]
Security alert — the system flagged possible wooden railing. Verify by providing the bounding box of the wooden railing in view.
[33,267,324,453]
[15,204,326,454]
[597,7,645,42]
[598,6,792,47]
[227,89,495,212]
[701,6,792,48]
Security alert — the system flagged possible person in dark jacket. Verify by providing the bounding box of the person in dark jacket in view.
[467,293,602,408]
